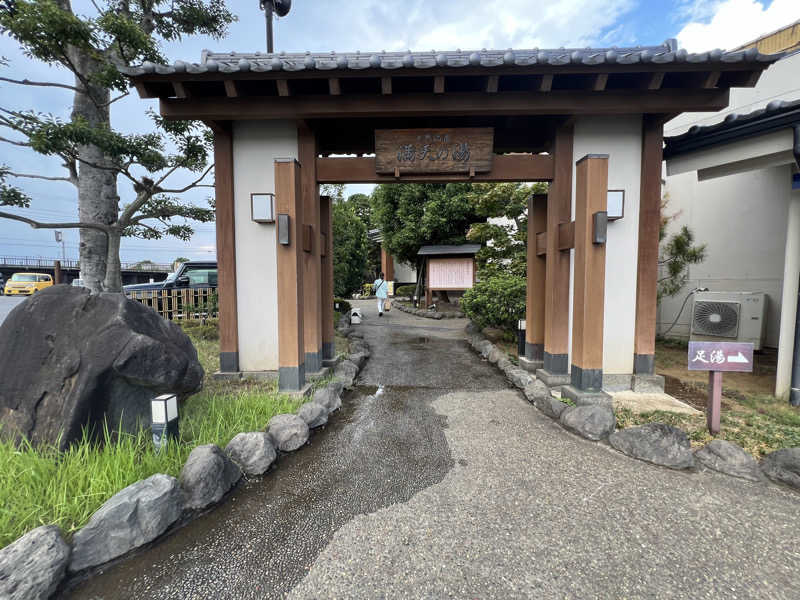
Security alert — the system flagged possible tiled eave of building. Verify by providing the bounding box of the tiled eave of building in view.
[127,41,781,103]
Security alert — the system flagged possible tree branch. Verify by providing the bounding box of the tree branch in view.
[0,136,32,148]
[5,171,74,184]
[0,211,110,233]
[0,76,82,93]
[158,163,214,194]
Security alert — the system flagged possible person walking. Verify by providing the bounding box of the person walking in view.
[373,272,388,317]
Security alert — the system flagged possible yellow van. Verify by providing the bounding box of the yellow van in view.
[4,273,54,295]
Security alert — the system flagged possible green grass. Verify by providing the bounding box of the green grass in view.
[0,323,305,549]
[615,393,800,459]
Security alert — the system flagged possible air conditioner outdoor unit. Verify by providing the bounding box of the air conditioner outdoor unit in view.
[690,291,767,350]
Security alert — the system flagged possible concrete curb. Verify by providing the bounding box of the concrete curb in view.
[394,302,464,320]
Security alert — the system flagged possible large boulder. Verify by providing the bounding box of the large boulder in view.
[179,445,242,510]
[0,525,70,600]
[267,414,310,452]
[225,432,277,476]
[609,423,695,470]
[523,380,550,403]
[70,474,182,572]
[313,383,342,413]
[0,286,203,450]
[334,360,359,389]
[695,440,764,482]
[559,405,616,441]
[535,395,570,420]
[297,401,328,428]
[761,447,800,489]
[507,368,533,389]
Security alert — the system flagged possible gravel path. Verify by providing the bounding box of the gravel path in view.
[67,300,800,599]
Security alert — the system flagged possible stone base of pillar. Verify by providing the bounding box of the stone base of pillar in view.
[633,353,655,375]
[631,373,665,393]
[279,364,306,392]
[219,351,239,373]
[305,350,322,375]
[322,341,335,360]
[561,385,612,408]
[519,356,543,372]
[535,368,571,387]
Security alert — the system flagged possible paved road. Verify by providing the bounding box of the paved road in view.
[68,300,800,599]
[0,296,26,325]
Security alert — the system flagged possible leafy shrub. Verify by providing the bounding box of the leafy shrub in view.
[395,284,416,297]
[334,298,351,313]
[362,282,374,296]
[460,273,526,331]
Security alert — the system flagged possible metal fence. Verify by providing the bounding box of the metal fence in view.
[0,256,172,272]
[127,288,218,321]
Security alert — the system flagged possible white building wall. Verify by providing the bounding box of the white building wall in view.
[570,116,642,376]
[660,165,791,346]
[232,121,298,371]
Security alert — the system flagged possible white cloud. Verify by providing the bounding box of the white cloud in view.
[676,0,800,52]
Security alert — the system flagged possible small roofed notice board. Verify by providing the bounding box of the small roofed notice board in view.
[429,258,474,289]
[687,341,754,372]
[375,128,494,175]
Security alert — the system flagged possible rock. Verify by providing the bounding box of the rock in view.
[695,440,763,482]
[432,313,443,320]
[559,405,616,441]
[179,445,241,510]
[348,331,364,339]
[267,414,310,452]
[0,286,203,450]
[465,322,480,335]
[487,347,502,364]
[609,423,695,470]
[476,340,493,358]
[497,357,513,372]
[297,401,328,428]
[225,432,277,476]
[523,380,550,403]
[348,352,367,370]
[70,474,181,572]
[535,395,569,420]
[0,525,70,600]
[761,447,800,489]
[313,384,342,413]
[334,360,359,388]
[508,368,533,389]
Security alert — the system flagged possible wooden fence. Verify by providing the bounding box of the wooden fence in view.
[127,288,218,321]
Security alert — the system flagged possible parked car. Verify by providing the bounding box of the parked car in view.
[4,273,53,296]
[123,261,217,295]
[71,278,86,288]
[0,273,4,295]
[124,261,217,318]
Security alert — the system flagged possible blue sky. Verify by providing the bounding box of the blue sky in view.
[0,0,797,265]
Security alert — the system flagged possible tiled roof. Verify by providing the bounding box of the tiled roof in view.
[123,40,780,77]
[664,97,800,158]
[418,244,481,256]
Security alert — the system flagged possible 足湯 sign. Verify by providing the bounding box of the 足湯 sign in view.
[375,128,494,175]
[687,341,754,373]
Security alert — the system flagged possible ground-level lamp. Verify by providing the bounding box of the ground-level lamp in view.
[151,393,179,450]
[517,319,526,357]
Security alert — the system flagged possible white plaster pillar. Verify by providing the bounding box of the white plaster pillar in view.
[776,187,800,400]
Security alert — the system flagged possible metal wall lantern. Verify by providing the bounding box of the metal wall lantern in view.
[251,193,275,223]
[607,190,625,221]
[151,393,179,451]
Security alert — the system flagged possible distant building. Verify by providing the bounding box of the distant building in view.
[663,21,800,400]
[417,244,480,306]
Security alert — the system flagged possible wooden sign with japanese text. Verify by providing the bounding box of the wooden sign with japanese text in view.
[687,341,754,372]
[375,128,494,175]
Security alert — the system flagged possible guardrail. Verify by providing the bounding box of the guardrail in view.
[0,256,172,272]
[127,288,218,321]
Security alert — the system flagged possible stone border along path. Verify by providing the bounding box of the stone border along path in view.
[464,321,800,492]
[0,332,370,600]
[393,300,465,320]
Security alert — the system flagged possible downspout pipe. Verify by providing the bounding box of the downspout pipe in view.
[791,125,800,406]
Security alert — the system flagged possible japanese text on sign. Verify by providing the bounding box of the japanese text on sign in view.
[375,128,493,175]
[687,341,754,373]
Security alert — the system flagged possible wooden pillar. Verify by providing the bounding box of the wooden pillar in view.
[320,195,335,361]
[540,123,573,379]
[633,116,664,375]
[569,154,609,392]
[381,246,395,282]
[299,122,322,374]
[275,158,305,390]
[425,259,432,307]
[53,260,62,284]
[214,124,239,373]
[525,193,547,366]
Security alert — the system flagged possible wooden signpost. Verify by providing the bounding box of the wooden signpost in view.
[688,341,754,434]
[375,127,494,175]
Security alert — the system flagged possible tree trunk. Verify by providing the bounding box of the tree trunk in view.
[71,56,120,293]
[103,228,123,293]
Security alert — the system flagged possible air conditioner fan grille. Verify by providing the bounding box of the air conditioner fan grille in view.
[692,301,740,338]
